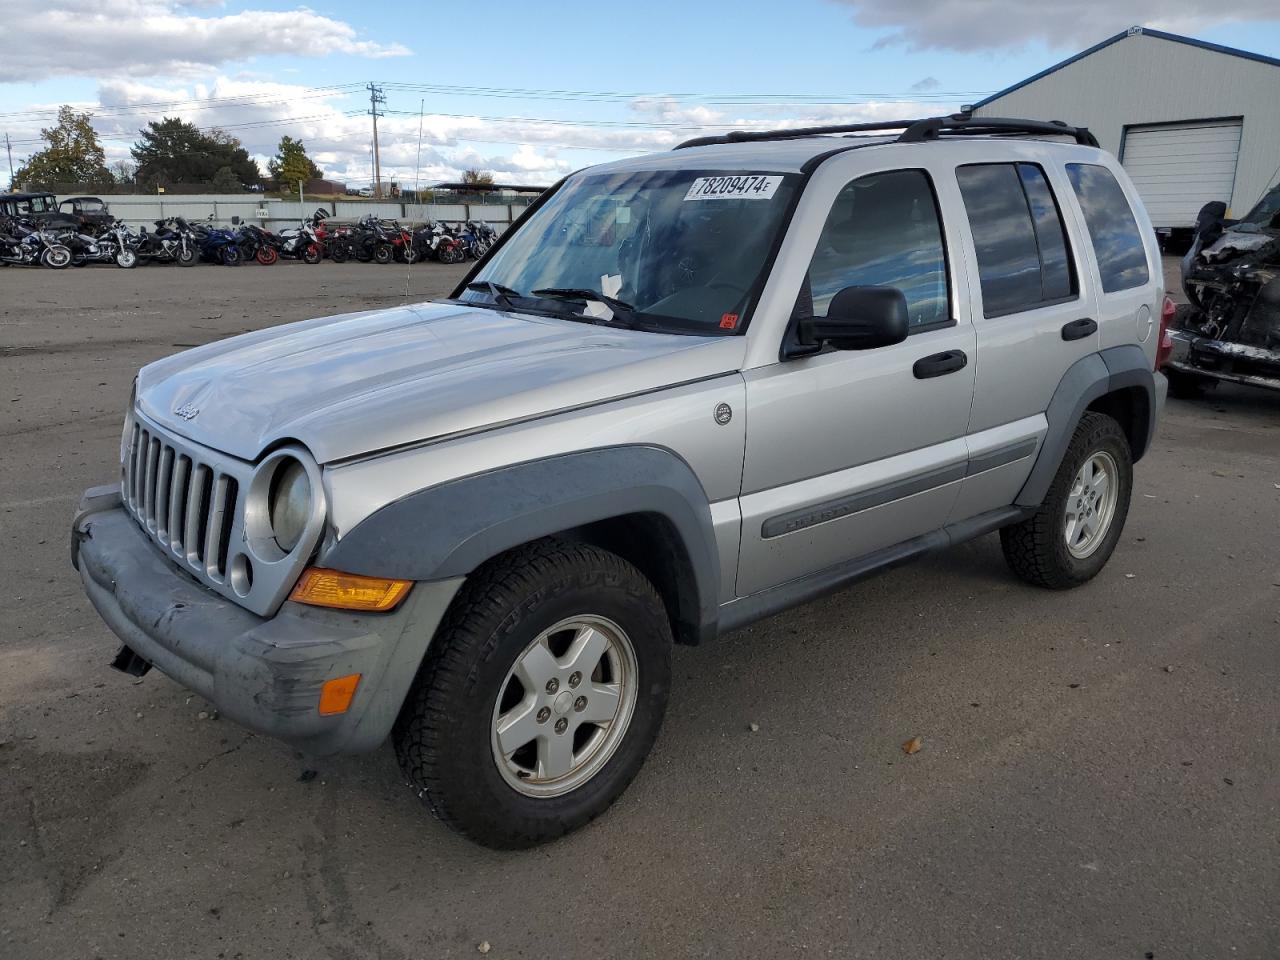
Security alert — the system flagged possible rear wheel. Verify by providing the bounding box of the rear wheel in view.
[1001,412,1132,589]
[373,244,394,265]
[393,539,672,849]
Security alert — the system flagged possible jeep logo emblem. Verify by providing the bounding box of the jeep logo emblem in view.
[174,402,200,421]
[714,402,732,425]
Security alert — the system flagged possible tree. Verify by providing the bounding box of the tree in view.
[13,106,112,188]
[210,165,243,193]
[109,159,137,185]
[461,168,495,188]
[131,117,261,187]
[268,136,321,189]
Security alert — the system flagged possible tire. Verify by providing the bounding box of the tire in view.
[255,246,278,266]
[302,243,322,265]
[221,245,241,266]
[1166,368,1216,399]
[41,245,72,269]
[373,244,393,265]
[116,248,138,269]
[393,539,672,849]
[176,247,198,268]
[402,246,420,264]
[1000,412,1132,589]
[329,243,348,264]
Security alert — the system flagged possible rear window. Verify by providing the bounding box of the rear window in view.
[956,163,1078,317]
[1065,163,1150,293]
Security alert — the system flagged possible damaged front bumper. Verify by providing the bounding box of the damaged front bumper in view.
[1166,328,1280,392]
[71,484,461,755]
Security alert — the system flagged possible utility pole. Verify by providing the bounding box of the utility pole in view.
[4,133,13,191]
[367,82,386,198]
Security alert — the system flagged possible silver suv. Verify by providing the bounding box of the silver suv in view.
[72,115,1169,848]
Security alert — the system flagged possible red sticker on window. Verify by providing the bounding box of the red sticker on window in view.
[719,313,739,330]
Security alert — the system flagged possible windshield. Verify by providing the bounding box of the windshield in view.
[464,169,799,334]
[1239,182,1280,229]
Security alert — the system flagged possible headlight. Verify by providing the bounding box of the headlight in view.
[268,458,311,553]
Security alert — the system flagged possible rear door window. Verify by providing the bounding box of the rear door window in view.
[956,163,1078,317]
[1065,163,1150,293]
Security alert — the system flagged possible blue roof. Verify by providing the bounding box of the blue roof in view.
[972,27,1280,109]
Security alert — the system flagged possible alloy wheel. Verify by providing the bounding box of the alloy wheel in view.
[490,615,638,798]
[1064,451,1119,559]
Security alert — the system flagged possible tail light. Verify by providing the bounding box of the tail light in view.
[1155,295,1176,370]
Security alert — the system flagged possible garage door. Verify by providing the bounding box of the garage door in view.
[1120,120,1242,229]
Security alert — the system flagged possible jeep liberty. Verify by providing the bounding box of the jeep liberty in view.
[72,115,1169,848]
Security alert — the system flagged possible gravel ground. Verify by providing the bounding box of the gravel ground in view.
[1,258,1278,960]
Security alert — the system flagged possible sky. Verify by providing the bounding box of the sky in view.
[3,0,1280,189]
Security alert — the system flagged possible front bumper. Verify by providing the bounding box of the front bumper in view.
[1167,328,1280,392]
[72,484,462,755]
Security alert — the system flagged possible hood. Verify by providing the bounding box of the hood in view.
[136,301,746,463]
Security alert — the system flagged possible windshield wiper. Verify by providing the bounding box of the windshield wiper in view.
[531,287,639,327]
[465,280,522,308]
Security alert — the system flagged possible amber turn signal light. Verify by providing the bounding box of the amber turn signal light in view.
[318,673,361,716]
[289,568,413,612]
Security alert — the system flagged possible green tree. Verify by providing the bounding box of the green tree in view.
[268,136,321,189]
[131,117,261,187]
[13,106,112,188]
[210,165,243,193]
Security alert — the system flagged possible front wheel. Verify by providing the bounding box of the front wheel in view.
[1001,412,1132,589]
[373,244,393,265]
[176,247,198,267]
[302,243,322,265]
[329,243,348,263]
[255,246,278,266]
[221,245,241,266]
[394,540,672,849]
[116,248,138,269]
[42,245,72,269]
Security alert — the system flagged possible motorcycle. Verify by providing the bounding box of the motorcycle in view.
[0,218,73,268]
[275,208,328,264]
[59,219,136,268]
[431,222,466,264]
[234,221,280,265]
[457,219,497,260]
[130,218,199,266]
[329,214,399,264]
[191,216,242,266]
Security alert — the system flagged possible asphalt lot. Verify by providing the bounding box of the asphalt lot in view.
[2,259,1278,960]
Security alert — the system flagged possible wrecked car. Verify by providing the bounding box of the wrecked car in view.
[1168,184,1280,396]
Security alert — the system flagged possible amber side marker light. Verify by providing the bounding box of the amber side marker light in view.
[290,568,413,612]
[319,673,361,716]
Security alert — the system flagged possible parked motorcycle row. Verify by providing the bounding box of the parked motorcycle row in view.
[0,208,499,269]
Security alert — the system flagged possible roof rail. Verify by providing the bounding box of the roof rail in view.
[898,115,1099,147]
[673,113,1099,150]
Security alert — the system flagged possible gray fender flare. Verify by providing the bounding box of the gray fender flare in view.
[1016,345,1156,507]
[321,445,721,640]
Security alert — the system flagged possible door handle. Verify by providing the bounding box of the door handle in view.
[913,349,968,379]
[1061,317,1098,341]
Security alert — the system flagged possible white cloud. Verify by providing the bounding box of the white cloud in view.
[0,0,408,82]
[826,0,1280,51]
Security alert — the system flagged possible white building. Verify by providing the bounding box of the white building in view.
[972,27,1280,232]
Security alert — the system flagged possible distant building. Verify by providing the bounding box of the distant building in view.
[973,27,1280,233]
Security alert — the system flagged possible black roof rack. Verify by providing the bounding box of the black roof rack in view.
[673,114,1099,150]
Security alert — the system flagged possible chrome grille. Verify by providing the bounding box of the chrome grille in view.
[123,421,241,583]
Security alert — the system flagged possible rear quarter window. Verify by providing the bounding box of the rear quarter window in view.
[1065,164,1150,293]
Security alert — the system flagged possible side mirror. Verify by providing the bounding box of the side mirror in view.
[797,286,910,351]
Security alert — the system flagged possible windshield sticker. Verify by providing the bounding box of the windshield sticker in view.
[684,175,783,201]
[601,274,623,298]
[615,206,632,224]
